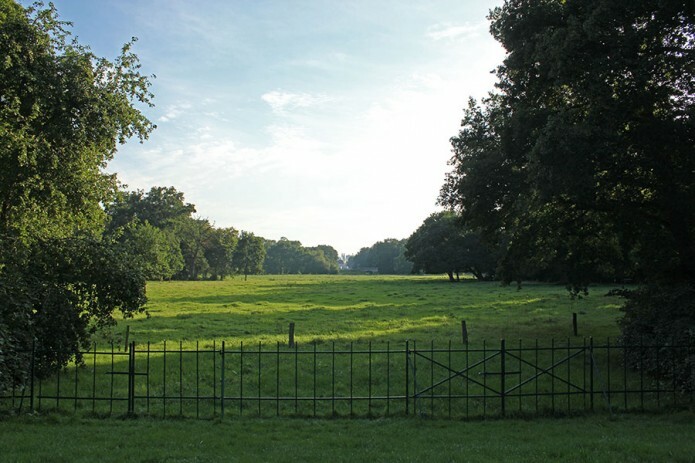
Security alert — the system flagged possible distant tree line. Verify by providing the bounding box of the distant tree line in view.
[105,186,342,280]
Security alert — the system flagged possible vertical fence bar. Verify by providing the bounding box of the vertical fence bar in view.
[212,340,216,416]
[128,342,135,415]
[567,338,571,413]
[146,342,151,415]
[91,342,96,413]
[639,336,645,410]
[313,342,317,417]
[294,342,298,414]
[656,341,661,409]
[257,342,261,417]
[623,340,628,410]
[276,341,280,417]
[240,341,244,416]
[518,339,522,413]
[220,340,225,419]
[551,338,555,413]
[405,340,409,416]
[29,340,35,412]
[466,339,470,418]
[500,339,506,417]
[179,341,183,416]
[349,342,354,416]
[448,340,452,418]
[73,352,79,412]
[430,340,434,416]
[605,337,611,409]
[109,342,114,415]
[332,341,336,416]
[589,337,594,411]
[196,341,200,419]
[386,341,391,416]
[482,339,487,417]
[163,340,167,417]
[368,341,372,416]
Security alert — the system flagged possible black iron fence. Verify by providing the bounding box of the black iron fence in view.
[2,338,692,419]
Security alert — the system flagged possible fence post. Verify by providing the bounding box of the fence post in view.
[289,322,295,348]
[405,340,409,416]
[500,339,506,417]
[461,320,468,344]
[573,313,578,337]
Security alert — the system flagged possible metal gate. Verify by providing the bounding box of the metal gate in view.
[407,339,595,417]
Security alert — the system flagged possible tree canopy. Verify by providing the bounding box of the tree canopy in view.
[439,0,694,291]
[0,0,154,392]
[405,212,497,281]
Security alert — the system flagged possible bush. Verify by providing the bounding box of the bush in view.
[619,284,695,392]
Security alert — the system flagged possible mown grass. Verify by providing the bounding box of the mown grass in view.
[1,412,693,462]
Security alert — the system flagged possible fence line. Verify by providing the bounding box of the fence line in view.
[2,338,692,419]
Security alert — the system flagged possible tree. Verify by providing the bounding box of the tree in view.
[0,1,154,241]
[0,1,154,392]
[204,227,238,280]
[176,217,213,280]
[233,232,266,280]
[438,0,694,386]
[439,0,693,290]
[348,239,412,274]
[105,186,196,233]
[264,237,304,274]
[115,221,183,280]
[406,212,497,281]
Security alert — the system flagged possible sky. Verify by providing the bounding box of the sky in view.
[35,0,506,256]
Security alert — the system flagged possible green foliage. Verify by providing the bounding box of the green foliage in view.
[0,0,154,241]
[405,211,497,281]
[115,221,183,280]
[233,231,266,280]
[619,284,695,391]
[439,0,695,287]
[264,238,339,274]
[0,1,152,391]
[349,239,412,274]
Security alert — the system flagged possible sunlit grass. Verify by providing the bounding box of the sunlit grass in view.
[102,275,627,349]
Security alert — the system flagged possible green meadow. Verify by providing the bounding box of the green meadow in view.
[112,275,625,347]
[3,275,693,462]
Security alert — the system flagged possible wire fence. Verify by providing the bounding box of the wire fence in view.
[2,338,692,419]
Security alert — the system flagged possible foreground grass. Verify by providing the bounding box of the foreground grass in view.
[108,275,628,348]
[1,413,693,462]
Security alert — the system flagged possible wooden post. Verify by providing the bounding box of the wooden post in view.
[461,320,468,344]
[572,313,578,336]
[124,325,130,352]
[289,322,295,348]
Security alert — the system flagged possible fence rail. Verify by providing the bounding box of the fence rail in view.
[2,338,692,419]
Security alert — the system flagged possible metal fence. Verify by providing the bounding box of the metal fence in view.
[2,338,692,419]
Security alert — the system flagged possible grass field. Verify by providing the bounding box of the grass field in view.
[1,413,694,462]
[3,275,693,461]
[108,275,627,347]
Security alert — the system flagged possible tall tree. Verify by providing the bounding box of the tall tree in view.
[0,0,154,391]
[406,212,497,281]
[233,232,266,280]
[440,0,694,289]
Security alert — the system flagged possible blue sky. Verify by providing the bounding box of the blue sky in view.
[38,0,505,255]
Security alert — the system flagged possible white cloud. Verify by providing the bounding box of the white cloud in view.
[426,22,488,41]
[261,90,332,115]
[158,103,192,122]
